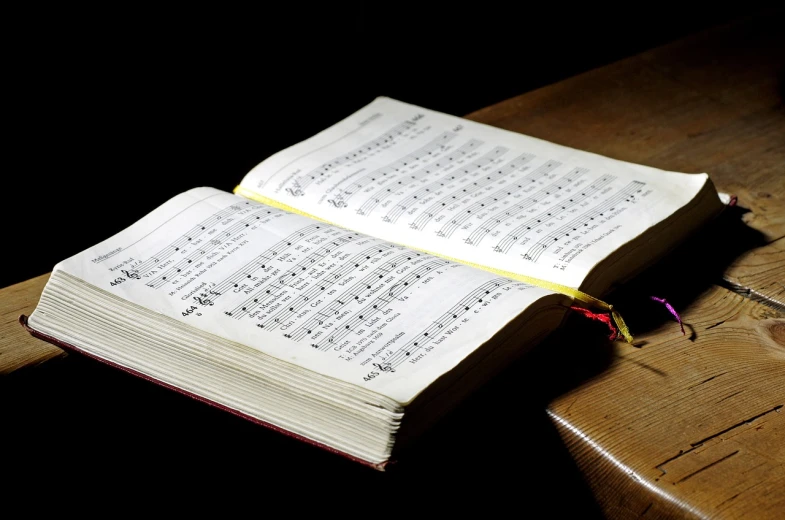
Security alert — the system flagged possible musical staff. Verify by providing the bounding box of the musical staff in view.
[520,181,644,261]
[434,157,557,238]
[210,230,361,317]
[354,139,484,216]
[375,146,509,225]
[374,278,516,371]
[144,211,312,290]
[125,201,261,279]
[304,258,447,350]
[324,132,458,208]
[288,251,430,342]
[227,242,404,321]
[405,152,541,232]
[211,97,702,388]
[493,175,617,255]
[464,167,588,246]
[93,186,567,389]
[286,121,417,197]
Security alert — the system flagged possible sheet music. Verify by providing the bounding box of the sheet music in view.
[238,97,709,289]
[53,188,561,403]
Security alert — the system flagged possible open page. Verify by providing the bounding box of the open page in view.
[237,97,713,289]
[31,187,564,403]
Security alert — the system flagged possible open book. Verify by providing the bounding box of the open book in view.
[23,97,724,470]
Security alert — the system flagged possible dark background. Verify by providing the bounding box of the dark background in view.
[3,5,778,513]
[2,5,770,289]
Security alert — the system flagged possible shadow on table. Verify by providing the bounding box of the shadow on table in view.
[2,204,764,516]
[604,203,769,341]
[2,347,606,516]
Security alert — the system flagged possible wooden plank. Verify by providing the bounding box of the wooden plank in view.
[0,273,64,374]
[547,286,785,519]
[5,16,783,380]
[723,238,785,311]
[462,12,785,519]
[1,13,783,517]
[466,13,785,242]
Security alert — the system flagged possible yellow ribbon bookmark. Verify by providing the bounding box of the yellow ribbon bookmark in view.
[234,186,634,344]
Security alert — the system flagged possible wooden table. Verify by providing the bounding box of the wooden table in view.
[2,12,783,518]
[465,12,785,517]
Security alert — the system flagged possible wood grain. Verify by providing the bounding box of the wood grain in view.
[2,11,784,519]
[723,238,785,311]
[549,287,785,519]
[462,12,785,519]
[0,273,63,374]
[466,12,785,243]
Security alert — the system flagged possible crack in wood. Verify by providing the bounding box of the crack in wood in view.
[675,450,739,484]
[705,320,725,330]
[654,404,783,476]
[687,371,728,390]
[716,480,766,512]
[716,390,744,403]
[689,405,783,448]
[719,278,785,312]
[715,492,740,509]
